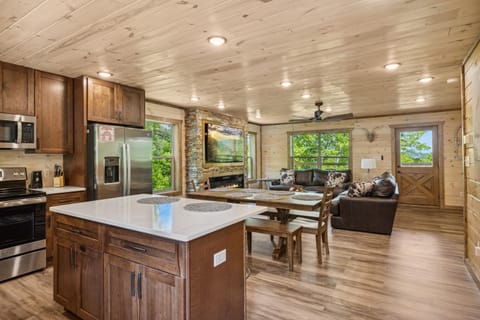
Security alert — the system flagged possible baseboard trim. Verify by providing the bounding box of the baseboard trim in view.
[465,259,480,290]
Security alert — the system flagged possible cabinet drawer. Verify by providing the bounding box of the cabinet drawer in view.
[55,214,103,249]
[48,191,86,206]
[105,226,182,276]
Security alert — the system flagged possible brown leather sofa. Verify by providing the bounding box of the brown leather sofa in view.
[330,172,399,235]
[269,169,351,197]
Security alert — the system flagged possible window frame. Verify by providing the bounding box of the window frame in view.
[246,132,257,180]
[146,116,183,194]
[287,129,352,171]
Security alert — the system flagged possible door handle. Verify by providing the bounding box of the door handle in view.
[137,272,142,299]
[130,272,135,297]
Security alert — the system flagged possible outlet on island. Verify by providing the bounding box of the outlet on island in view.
[213,249,227,267]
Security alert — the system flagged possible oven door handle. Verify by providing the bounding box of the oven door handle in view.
[0,196,46,208]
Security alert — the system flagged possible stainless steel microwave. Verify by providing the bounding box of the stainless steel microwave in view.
[0,113,36,149]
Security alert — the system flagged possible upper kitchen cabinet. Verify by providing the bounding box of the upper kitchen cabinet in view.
[117,85,145,127]
[87,77,145,127]
[35,71,73,154]
[0,62,34,116]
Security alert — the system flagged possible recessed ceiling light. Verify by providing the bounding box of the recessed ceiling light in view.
[218,102,225,109]
[301,93,311,99]
[325,106,332,113]
[280,80,292,88]
[418,76,433,83]
[384,63,401,71]
[255,109,262,119]
[446,78,458,84]
[97,71,113,78]
[208,36,227,46]
[190,96,200,102]
[416,97,425,103]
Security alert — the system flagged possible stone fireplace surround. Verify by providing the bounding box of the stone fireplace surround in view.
[185,108,247,192]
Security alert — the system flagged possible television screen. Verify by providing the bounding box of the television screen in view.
[204,123,244,164]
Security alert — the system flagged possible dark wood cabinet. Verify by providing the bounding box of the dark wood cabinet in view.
[117,85,145,127]
[35,71,73,153]
[46,191,86,264]
[87,77,145,127]
[53,213,103,320]
[0,62,34,115]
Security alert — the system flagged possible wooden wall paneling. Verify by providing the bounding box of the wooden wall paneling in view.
[462,38,480,282]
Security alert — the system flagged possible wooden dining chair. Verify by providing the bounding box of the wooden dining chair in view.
[190,179,210,192]
[290,186,335,264]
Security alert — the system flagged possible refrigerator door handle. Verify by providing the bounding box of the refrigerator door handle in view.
[126,143,132,195]
[122,143,128,196]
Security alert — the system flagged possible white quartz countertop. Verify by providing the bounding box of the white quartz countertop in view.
[31,186,86,195]
[50,194,268,242]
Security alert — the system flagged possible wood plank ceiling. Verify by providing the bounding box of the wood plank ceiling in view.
[0,0,479,124]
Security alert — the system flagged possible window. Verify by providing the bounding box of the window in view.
[246,132,257,179]
[145,118,181,192]
[399,129,433,167]
[289,130,350,170]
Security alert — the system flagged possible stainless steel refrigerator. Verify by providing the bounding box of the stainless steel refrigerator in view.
[87,123,152,200]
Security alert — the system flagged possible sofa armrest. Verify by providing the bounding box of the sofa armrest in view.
[337,196,398,234]
[270,179,281,186]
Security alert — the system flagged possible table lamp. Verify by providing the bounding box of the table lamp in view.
[361,158,376,174]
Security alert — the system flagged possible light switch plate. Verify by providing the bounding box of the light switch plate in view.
[213,249,227,267]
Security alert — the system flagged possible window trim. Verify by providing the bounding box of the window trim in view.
[246,132,257,180]
[287,128,352,170]
[146,115,183,195]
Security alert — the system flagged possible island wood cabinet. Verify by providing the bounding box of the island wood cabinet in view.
[87,77,145,127]
[0,62,34,115]
[46,191,86,264]
[54,214,103,320]
[54,214,246,320]
[34,71,73,153]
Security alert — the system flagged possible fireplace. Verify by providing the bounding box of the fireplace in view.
[209,174,244,189]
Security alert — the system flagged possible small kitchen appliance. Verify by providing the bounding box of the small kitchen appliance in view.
[31,170,43,188]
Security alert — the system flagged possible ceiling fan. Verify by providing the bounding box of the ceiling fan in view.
[289,101,354,123]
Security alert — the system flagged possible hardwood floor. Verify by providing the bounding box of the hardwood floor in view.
[1,205,480,320]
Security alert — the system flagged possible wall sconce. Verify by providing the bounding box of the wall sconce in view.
[361,158,376,173]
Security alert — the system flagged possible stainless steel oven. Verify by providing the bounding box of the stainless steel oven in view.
[0,167,46,282]
[0,113,36,149]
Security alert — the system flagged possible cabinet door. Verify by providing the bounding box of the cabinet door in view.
[54,236,77,313]
[35,71,73,153]
[0,62,34,115]
[46,192,86,263]
[139,265,185,320]
[87,78,118,123]
[117,85,145,127]
[77,244,103,320]
[104,254,139,320]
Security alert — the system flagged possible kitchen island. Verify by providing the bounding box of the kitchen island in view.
[50,194,267,320]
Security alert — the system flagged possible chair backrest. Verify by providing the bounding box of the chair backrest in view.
[190,179,210,192]
[318,186,335,232]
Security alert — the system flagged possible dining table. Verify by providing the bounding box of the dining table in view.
[187,188,324,258]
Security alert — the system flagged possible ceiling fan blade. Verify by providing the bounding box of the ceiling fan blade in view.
[322,113,354,121]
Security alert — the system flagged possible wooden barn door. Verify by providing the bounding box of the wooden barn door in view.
[394,125,440,206]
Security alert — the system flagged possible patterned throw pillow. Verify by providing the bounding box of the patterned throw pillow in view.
[348,182,374,197]
[326,172,348,187]
[280,168,295,185]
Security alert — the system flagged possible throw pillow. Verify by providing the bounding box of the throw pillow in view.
[280,168,295,186]
[348,182,374,197]
[326,171,348,187]
[371,172,396,197]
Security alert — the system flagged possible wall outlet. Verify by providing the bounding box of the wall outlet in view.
[213,249,227,267]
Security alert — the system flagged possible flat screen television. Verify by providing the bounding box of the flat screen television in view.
[204,122,244,165]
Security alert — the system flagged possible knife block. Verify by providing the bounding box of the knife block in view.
[53,176,64,188]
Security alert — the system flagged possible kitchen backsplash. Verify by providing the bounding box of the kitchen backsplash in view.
[0,150,63,187]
